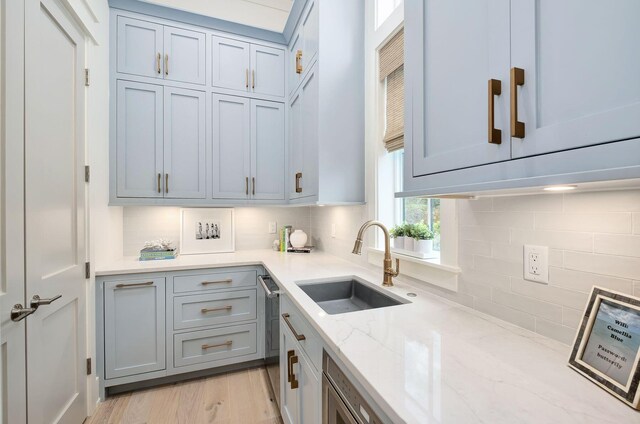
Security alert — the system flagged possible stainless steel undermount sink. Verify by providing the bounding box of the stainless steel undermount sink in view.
[296,276,409,315]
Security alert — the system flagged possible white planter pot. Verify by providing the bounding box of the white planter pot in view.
[404,237,415,252]
[393,236,405,249]
[414,239,433,254]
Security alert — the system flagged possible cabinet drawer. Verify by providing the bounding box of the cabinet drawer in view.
[174,323,257,368]
[280,295,322,371]
[173,269,257,294]
[173,289,257,330]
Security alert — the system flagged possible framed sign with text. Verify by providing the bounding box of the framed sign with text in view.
[569,287,640,409]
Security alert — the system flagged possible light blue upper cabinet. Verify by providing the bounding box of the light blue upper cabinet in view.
[406,0,511,177]
[251,45,285,98]
[164,87,206,199]
[288,1,319,97]
[212,94,252,199]
[116,80,164,198]
[163,26,206,85]
[212,36,251,93]
[510,0,640,158]
[116,17,163,79]
[252,100,285,200]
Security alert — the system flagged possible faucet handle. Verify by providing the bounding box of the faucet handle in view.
[393,258,400,277]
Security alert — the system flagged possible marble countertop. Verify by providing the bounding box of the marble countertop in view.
[97,251,640,423]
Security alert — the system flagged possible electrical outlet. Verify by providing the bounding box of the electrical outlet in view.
[268,222,277,234]
[331,223,337,238]
[523,245,548,284]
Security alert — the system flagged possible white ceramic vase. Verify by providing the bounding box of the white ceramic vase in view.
[414,239,433,254]
[393,236,405,249]
[290,229,308,248]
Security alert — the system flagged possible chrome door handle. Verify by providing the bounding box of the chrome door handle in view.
[11,304,37,322]
[258,275,280,299]
[30,294,62,308]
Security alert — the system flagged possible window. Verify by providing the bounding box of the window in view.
[376,0,402,29]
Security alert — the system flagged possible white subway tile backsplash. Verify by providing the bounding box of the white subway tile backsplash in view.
[535,319,576,345]
[564,251,640,280]
[548,267,633,294]
[492,288,562,322]
[563,190,640,212]
[535,212,633,234]
[493,194,563,212]
[473,255,522,278]
[511,278,589,310]
[634,213,640,234]
[460,226,510,243]
[635,281,640,297]
[510,229,593,252]
[594,234,640,257]
[474,298,536,332]
[561,307,584,330]
[460,211,535,229]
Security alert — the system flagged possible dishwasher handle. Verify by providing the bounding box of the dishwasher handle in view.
[258,274,280,299]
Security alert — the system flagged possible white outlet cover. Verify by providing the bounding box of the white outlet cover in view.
[268,222,277,234]
[523,245,549,284]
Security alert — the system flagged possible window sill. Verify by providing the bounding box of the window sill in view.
[366,247,460,292]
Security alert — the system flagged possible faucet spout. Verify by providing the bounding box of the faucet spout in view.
[352,220,399,287]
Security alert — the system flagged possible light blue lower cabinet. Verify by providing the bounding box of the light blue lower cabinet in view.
[173,289,257,330]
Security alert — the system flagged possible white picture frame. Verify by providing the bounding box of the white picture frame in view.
[180,208,235,255]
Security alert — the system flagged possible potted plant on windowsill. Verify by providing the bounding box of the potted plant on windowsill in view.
[412,222,434,255]
[390,224,406,249]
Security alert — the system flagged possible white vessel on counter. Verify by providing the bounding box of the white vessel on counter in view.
[289,229,308,249]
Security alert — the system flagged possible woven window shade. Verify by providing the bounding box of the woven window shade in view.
[379,29,404,153]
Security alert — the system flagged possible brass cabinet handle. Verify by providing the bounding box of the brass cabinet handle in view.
[287,349,294,383]
[201,305,232,314]
[156,52,161,74]
[252,70,255,89]
[115,281,154,289]
[488,79,502,144]
[165,174,169,193]
[201,278,233,286]
[282,313,305,341]
[164,54,169,76]
[157,173,161,193]
[295,172,302,193]
[295,50,303,74]
[202,340,232,350]
[252,177,255,195]
[246,68,249,88]
[510,67,525,138]
[290,354,299,389]
[245,177,249,196]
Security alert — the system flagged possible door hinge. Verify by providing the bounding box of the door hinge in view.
[84,165,90,183]
[85,262,90,279]
[86,358,92,375]
[84,68,90,86]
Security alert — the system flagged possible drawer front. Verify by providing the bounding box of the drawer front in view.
[173,269,257,294]
[174,323,257,367]
[174,289,257,330]
[280,295,322,371]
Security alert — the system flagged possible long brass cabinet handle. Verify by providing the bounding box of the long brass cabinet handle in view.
[202,340,232,350]
[488,79,502,144]
[245,177,249,196]
[282,313,305,341]
[165,174,169,193]
[201,305,232,314]
[156,52,161,74]
[287,350,294,383]
[115,281,154,289]
[157,173,161,193]
[510,67,525,138]
[295,50,303,74]
[245,68,249,88]
[165,54,169,76]
[252,177,255,195]
[252,70,255,89]
[201,279,233,286]
[290,354,299,389]
[295,172,302,193]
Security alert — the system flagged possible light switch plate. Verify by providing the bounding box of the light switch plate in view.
[523,245,548,284]
[268,222,277,234]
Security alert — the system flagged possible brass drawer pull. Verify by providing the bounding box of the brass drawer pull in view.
[510,67,525,138]
[295,172,302,193]
[295,50,303,74]
[287,349,294,383]
[290,353,299,389]
[201,305,232,314]
[488,79,502,144]
[156,52,161,74]
[115,281,154,289]
[201,278,233,286]
[282,313,305,341]
[202,340,232,350]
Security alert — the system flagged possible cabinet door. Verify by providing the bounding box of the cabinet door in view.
[163,26,206,85]
[251,100,285,200]
[104,278,166,379]
[510,0,640,158]
[280,324,299,424]
[116,80,164,198]
[212,36,250,92]
[301,0,319,71]
[288,31,302,97]
[298,351,320,424]
[212,94,251,199]
[116,17,163,79]
[300,68,319,198]
[164,87,206,199]
[405,0,511,177]
[288,90,304,199]
[251,44,285,97]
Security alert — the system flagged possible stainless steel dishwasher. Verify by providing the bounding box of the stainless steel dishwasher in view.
[322,351,385,424]
[259,274,281,407]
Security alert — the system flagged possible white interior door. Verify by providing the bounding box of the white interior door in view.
[0,0,27,422]
[25,0,87,422]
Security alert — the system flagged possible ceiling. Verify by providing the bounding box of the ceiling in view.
[141,0,294,32]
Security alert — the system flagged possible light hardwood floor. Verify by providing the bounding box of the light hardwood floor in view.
[86,367,283,424]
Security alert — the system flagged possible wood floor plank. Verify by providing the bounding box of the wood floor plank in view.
[196,372,231,423]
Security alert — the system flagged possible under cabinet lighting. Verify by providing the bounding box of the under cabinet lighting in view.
[543,185,577,192]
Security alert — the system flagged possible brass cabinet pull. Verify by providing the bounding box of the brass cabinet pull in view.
[510,67,525,138]
[202,340,232,350]
[290,354,299,389]
[156,52,161,74]
[201,305,232,314]
[165,174,169,193]
[295,172,302,193]
[245,68,249,88]
[157,173,161,193]
[165,54,169,76]
[252,70,255,89]
[201,278,233,286]
[115,281,154,289]
[295,50,303,74]
[252,177,255,195]
[488,79,502,144]
[245,177,249,195]
[287,349,294,382]
[282,313,305,341]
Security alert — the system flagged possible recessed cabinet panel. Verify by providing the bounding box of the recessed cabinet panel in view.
[163,27,206,85]
[288,31,302,97]
[288,91,303,199]
[251,44,285,97]
[117,17,163,79]
[212,94,251,199]
[300,69,319,199]
[173,289,257,330]
[212,36,250,92]
[510,0,640,158]
[174,323,257,368]
[251,100,285,200]
[163,87,206,199]
[116,80,163,198]
[407,0,511,177]
[301,0,319,71]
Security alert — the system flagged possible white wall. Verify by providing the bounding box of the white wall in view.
[122,206,311,256]
[311,189,640,345]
